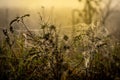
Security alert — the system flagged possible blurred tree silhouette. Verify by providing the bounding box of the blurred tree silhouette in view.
[72,0,102,38]
[72,0,102,25]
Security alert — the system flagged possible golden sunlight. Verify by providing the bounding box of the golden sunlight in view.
[0,0,82,9]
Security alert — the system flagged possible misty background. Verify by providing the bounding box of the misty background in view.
[0,0,120,40]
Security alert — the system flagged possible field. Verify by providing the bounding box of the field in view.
[0,0,120,80]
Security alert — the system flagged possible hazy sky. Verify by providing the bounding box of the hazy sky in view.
[0,0,81,9]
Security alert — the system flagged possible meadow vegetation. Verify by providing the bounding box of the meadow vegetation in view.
[0,0,120,80]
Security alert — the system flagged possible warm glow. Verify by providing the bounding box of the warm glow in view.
[0,0,82,9]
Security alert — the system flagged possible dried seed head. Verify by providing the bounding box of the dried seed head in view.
[10,26,14,33]
[41,25,46,29]
[3,29,8,36]
[63,35,69,41]
[24,14,30,17]
[44,33,50,40]
[50,25,56,30]
[21,14,30,19]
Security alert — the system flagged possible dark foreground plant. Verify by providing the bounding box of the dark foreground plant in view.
[0,14,120,80]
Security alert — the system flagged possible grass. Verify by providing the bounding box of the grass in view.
[0,12,120,80]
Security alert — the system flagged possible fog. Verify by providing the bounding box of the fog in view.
[0,0,81,9]
[0,0,120,40]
